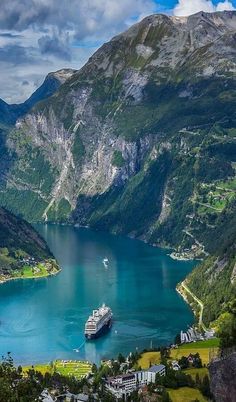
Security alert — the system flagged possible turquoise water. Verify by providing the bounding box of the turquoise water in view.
[0,225,196,364]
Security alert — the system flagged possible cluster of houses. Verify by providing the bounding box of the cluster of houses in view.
[20,256,36,265]
[18,256,42,275]
[170,353,202,372]
[180,326,215,344]
[105,364,166,399]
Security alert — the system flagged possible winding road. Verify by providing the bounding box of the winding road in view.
[181,281,207,332]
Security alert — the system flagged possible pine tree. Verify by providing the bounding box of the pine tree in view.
[162,388,172,402]
[200,374,211,398]
[195,373,201,389]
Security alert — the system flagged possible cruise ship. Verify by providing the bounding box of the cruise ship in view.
[85,304,113,339]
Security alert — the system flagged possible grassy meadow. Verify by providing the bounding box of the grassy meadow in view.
[138,339,219,368]
[168,387,207,402]
[23,360,92,380]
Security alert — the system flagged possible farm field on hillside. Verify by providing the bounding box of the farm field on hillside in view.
[138,351,161,369]
[138,339,219,368]
[168,387,207,402]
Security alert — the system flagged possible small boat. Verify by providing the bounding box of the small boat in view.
[103,257,109,267]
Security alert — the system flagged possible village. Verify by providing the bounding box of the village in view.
[10,255,60,281]
[36,335,219,402]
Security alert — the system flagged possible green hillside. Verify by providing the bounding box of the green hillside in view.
[0,207,59,281]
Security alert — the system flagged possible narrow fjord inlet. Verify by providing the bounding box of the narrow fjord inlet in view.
[0,224,195,364]
[0,2,236,400]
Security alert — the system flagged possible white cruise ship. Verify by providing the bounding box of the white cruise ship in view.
[85,304,113,339]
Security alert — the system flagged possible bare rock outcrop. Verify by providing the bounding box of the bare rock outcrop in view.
[209,352,236,402]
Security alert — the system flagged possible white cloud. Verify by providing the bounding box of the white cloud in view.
[216,0,235,11]
[0,26,94,103]
[1,0,235,103]
[174,0,235,16]
[0,0,158,103]
[0,0,157,40]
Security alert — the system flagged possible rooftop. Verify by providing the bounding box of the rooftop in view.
[65,393,89,402]
[147,364,165,373]
[108,373,135,382]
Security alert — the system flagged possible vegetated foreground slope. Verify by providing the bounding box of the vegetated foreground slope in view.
[0,207,54,278]
[0,11,235,317]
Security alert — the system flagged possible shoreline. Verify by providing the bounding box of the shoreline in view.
[0,260,61,285]
[170,251,203,262]
[39,221,200,262]
[176,282,197,326]
[176,281,207,331]
[169,252,192,261]
[176,282,198,317]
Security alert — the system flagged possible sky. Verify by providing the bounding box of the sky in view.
[0,0,235,103]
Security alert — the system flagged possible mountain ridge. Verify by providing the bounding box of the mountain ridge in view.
[1,10,236,239]
[0,10,235,323]
[0,68,76,126]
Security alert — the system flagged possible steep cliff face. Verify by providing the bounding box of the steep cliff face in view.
[0,11,236,256]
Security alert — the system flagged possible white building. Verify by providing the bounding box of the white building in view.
[136,364,166,385]
[40,390,54,402]
[146,364,166,383]
[171,360,181,371]
[65,393,89,402]
[106,365,166,399]
[106,373,137,399]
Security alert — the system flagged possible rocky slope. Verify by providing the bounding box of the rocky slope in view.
[0,10,236,265]
[0,68,76,208]
[209,352,236,402]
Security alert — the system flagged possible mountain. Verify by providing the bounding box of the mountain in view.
[0,68,76,126]
[0,11,235,313]
[0,207,57,279]
[22,69,77,113]
[0,99,18,127]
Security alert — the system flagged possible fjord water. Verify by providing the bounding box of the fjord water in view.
[0,225,196,364]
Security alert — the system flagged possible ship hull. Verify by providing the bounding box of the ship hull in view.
[85,318,112,340]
